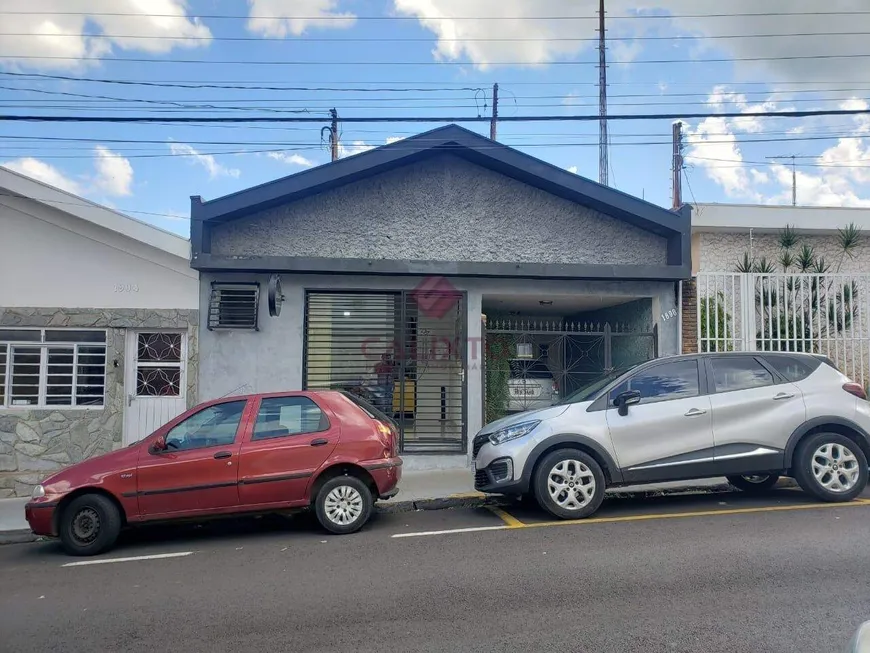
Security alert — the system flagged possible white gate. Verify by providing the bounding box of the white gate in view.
[696,273,870,386]
[123,331,188,445]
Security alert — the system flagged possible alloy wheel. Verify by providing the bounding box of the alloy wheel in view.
[547,459,596,511]
[324,485,364,525]
[811,443,860,493]
[741,475,772,484]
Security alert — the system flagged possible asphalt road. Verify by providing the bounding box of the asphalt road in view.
[2,488,870,653]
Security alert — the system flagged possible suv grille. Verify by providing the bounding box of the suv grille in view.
[474,469,489,487]
[472,433,489,458]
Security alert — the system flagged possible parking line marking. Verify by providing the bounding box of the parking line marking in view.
[391,499,870,539]
[487,506,526,528]
[391,525,508,539]
[62,552,194,567]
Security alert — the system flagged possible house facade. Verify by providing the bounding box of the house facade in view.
[0,167,199,497]
[192,125,691,468]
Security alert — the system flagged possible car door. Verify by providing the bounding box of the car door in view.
[705,355,806,472]
[606,359,715,482]
[136,399,249,518]
[237,394,339,507]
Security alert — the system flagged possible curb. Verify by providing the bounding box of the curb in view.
[0,529,39,546]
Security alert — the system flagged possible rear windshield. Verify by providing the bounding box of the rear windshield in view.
[339,391,398,429]
[764,355,820,382]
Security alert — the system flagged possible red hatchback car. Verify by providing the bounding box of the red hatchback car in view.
[25,390,402,556]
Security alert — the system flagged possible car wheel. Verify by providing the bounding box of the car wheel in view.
[314,476,373,535]
[726,474,780,493]
[533,449,606,520]
[59,494,122,557]
[793,432,868,502]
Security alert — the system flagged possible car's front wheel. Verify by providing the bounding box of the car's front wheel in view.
[793,432,868,502]
[533,449,606,520]
[726,474,780,493]
[314,476,373,535]
[59,493,122,556]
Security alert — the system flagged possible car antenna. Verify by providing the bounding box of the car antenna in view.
[219,383,252,399]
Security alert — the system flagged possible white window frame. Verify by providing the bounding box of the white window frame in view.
[0,328,107,410]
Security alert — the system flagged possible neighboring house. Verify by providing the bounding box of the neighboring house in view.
[0,167,199,497]
[692,203,870,275]
[682,203,870,384]
[190,124,691,468]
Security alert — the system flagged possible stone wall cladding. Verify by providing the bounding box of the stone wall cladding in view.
[698,232,870,274]
[0,307,198,497]
[210,154,669,266]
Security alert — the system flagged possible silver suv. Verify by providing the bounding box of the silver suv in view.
[473,352,870,519]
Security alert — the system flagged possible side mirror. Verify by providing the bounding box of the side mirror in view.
[614,390,642,416]
[150,435,167,454]
[845,621,870,653]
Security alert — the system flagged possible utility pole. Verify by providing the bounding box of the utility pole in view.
[672,121,684,209]
[329,108,339,162]
[490,83,499,140]
[766,155,797,205]
[597,0,609,186]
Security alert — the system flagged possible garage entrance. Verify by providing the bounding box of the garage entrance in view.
[482,298,657,424]
[304,291,467,454]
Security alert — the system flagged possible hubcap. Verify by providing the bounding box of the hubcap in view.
[547,459,596,511]
[324,485,364,525]
[71,507,100,544]
[811,443,860,493]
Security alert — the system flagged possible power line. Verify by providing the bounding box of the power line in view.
[2,10,869,19]
[3,108,869,123]
[6,31,870,43]
[8,53,870,65]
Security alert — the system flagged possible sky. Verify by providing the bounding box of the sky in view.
[2,0,870,237]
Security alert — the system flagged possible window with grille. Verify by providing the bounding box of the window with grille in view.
[208,282,260,330]
[0,329,107,408]
[135,332,184,397]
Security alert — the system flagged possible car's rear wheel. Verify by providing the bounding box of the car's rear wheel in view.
[59,494,122,556]
[726,474,780,493]
[533,449,606,520]
[793,432,868,502]
[314,476,373,535]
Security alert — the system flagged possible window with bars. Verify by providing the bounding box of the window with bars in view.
[0,329,107,408]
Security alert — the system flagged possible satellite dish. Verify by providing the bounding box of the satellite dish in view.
[267,274,284,317]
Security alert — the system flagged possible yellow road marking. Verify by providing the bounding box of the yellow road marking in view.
[487,506,525,528]
[522,498,870,530]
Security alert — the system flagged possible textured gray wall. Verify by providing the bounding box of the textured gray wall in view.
[199,273,678,467]
[0,307,198,497]
[210,154,668,266]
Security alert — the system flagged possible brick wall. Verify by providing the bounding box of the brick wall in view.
[681,279,698,354]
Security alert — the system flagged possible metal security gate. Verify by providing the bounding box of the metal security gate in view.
[484,318,657,424]
[696,273,870,386]
[304,290,467,454]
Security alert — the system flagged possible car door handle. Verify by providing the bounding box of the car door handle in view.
[213,451,232,459]
[684,408,707,417]
[310,438,329,447]
[773,392,796,400]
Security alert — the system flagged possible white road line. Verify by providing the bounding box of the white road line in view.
[391,525,508,539]
[62,551,194,567]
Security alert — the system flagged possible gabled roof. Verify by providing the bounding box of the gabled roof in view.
[0,165,189,259]
[192,124,688,240]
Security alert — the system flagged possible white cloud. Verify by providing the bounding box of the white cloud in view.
[247,0,356,37]
[267,151,316,167]
[686,115,763,201]
[169,142,240,179]
[567,166,579,174]
[1,157,82,195]
[385,136,405,145]
[0,0,211,70]
[393,0,870,84]
[93,146,133,196]
[339,140,377,158]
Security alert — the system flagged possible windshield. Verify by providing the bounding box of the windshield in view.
[559,364,640,404]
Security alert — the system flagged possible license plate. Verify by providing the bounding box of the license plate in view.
[510,387,538,397]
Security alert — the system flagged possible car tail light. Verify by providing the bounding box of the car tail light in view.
[843,382,867,400]
[375,420,398,457]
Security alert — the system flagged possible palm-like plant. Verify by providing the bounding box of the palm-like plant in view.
[734,223,862,352]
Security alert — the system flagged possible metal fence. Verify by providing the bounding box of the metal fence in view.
[697,273,870,386]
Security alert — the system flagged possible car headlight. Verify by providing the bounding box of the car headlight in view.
[31,485,45,499]
[488,420,540,446]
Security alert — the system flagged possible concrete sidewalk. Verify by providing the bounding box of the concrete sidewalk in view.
[0,472,737,544]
